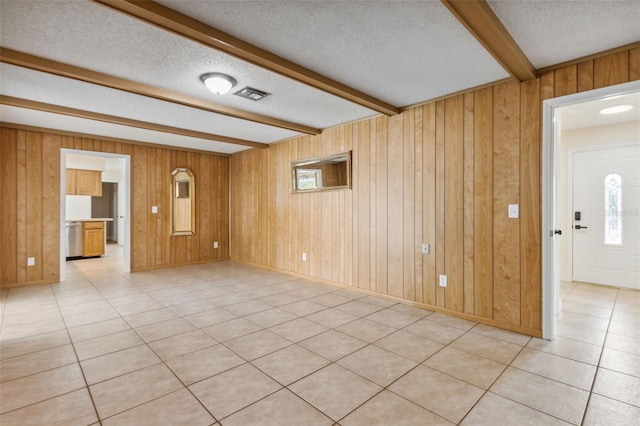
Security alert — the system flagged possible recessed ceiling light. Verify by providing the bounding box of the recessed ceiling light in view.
[600,104,633,115]
[200,73,236,95]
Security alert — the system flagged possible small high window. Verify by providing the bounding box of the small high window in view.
[604,174,622,245]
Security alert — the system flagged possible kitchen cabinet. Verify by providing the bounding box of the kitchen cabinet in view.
[82,221,104,257]
[67,169,102,196]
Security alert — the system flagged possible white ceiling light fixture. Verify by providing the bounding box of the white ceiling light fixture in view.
[200,72,237,95]
[600,104,633,115]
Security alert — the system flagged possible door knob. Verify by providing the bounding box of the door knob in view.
[554,229,562,235]
[574,225,588,230]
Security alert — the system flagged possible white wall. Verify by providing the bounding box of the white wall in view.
[65,195,91,220]
[558,121,640,281]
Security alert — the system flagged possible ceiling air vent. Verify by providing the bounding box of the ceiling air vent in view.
[234,86,270,101]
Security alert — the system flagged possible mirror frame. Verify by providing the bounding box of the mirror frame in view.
[291,151,352,193]
[171,167,195,236]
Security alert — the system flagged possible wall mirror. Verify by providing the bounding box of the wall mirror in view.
[171,168,195,236]
[292,151,351,193]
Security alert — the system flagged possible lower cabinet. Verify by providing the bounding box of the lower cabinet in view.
[82,221,105,257]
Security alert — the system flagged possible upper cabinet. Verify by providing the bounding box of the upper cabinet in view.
[66,169,102,196]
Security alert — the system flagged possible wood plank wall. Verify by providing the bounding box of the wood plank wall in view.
[230,47,639,336]
[0,130,229,288]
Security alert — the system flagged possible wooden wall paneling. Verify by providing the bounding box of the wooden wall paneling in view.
[339,126,348,285]
[321,131,333,280]
[199,154,211,260]
[190,152,201,262]
[473,87,494,318]
[349,125,359,287]
[435,100,446,307]
[81,138,93,152]
[276,143,287,271]
[16,130,27,283]
[341,127,353,285]
[630,47,640,80]
[298,137,311,276]
[267,143,277,269]
[256,150,266,265]
[222,157,230,257]
[444,96,464,311]
[422,104,437,306]
[132,145,148,270]
[403,107,416,301]
[330,126,342,282]
[492,81,521,326]
[520,78,542,330]
[358,120,371,290]
[289,138,298,273]
[375,116,388,295]
[577,61,594,92]
[387,114,404,298]
[1,129,18,284]
[594,51,629,88]
[100,140,116,153]
[160,149,171,264]
[309,136,322,278]
[173,151,188,265]
[230,154,240,260]
[42,134,61,282]
[147,148,158,267]
[463,93,475,314]
[26,131,43,282]
[540,72,555,101]
[413,107,424,303]
[554,65,577,96]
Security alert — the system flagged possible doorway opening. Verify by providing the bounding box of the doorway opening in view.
[542,80,640,339]
[60,149,131,280]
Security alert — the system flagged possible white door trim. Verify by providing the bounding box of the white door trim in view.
[60,149,131,280]
[542,80,640,339]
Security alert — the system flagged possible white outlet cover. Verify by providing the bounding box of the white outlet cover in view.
[151,206,158,214]
[27,257,35,266]
[213,241,219,248]
[302,252,307,261]
[508,204,519,218]
[422,243,430,254]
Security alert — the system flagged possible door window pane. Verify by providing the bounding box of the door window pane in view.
[604,174,622,245]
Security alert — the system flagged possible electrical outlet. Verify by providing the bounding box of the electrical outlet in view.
[27,257,35,266]
[439,274,447,287]
[151,206,158,214]
[213,241,219,249]
[508,204,519,218]
[302,252,307,261]
[421,243,430,254]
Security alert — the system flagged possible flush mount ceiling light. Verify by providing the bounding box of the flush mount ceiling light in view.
[600,104,633,115]
[200,73,236,95]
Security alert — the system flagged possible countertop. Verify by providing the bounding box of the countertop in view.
[66,218,114,222]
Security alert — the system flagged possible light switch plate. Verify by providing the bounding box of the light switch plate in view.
[213,241,219,249]
[508,204,519,218]
[439,274,447,287]
[151,206,158,214]
[302,252,307,261]
[422,243,430,254]
[27,257,35,266]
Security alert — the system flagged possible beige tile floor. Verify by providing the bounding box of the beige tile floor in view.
[0,249,638,425]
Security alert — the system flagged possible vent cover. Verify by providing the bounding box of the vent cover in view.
[234,86,270,101]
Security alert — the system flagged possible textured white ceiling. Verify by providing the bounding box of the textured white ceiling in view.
[157,0,510,106]
[487,0,640,69]
[0,105,247,154]
[0,63,300,144]
[0,0,638,154]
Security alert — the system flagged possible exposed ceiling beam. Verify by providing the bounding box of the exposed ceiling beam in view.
[0,48,319,135]
[441,0,536,81]
[92,0,400,116]
[0,95,269,149]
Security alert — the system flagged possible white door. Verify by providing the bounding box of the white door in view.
[117,180,126,244]
[572,145,640,289]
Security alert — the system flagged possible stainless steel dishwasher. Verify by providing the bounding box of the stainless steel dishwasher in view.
[66,221,83,259]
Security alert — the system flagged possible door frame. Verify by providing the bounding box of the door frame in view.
[60,149,131,279]
[542,79,640,339]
